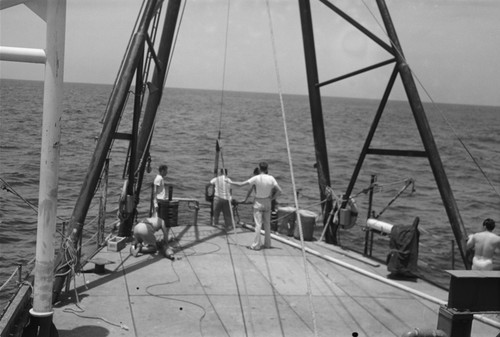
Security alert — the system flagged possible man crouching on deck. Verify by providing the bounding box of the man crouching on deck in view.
[130,216,173,258]
[467,218,500,270]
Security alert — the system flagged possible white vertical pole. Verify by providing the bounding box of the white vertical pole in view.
[31,0,66,321]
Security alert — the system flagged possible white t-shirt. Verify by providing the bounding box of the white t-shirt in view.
[154,174,166,200]
[210,175,232,200]
[246,174,278,198]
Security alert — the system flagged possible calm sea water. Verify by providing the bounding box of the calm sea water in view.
[1,79,499,307]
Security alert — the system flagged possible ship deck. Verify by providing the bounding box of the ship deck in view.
[52,223,499,337]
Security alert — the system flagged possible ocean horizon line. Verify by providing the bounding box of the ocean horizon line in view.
[2,77,497,109]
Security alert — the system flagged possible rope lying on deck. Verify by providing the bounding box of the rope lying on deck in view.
[63,305,130,331]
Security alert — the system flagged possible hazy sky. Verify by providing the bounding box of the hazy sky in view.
[1,0,499,106]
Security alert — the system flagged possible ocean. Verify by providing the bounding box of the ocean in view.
[1,79,499,309]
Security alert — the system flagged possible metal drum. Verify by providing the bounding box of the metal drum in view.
[277,206,296,236]
[294,210,316,241]
[158,199,179,227]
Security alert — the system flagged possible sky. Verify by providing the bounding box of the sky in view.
[1,0,499,106]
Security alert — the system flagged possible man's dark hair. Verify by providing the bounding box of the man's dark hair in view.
[483,218,495,231]
[259,161,268,174]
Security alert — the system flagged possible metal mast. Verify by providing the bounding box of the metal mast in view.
[297,0,469,267]
[297,0,336,243]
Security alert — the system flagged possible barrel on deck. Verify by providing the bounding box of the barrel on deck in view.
[158,200,179,227]
[271,209,278,231]
[293,210,316,241]
[277,206,296,236]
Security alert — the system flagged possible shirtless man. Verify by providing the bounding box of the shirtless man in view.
[466,218,500,270]
[130,216,173,258]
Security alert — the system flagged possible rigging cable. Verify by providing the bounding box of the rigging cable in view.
[210,0,232,185]
[224,221,251,337]
[264,1,319,336]
[101,0,147,123]
[412,82,500,198]
[359,0,500,200]
[0,177,68,223]
[211,0,232,177]
[1,178,39,215]
[215,1,250,335]
[217,0,232,138]
[374,178,414,219]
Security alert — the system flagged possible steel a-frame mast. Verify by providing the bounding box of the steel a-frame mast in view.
[298,0,470,268]
[53,0,183,300]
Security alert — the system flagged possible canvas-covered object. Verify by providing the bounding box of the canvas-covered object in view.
[387,217,420,276]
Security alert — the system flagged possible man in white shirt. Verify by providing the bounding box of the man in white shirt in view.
[210,168,233,229]
[153,164,168,217]
[232,162,282,250]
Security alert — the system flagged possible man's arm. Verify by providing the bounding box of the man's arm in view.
[466,234,475,250]
[495,236,500,254]
[242,185,256,203]
[270,183,282,200]
[231,180,250,187]
[160,219,169,241]
[153,183,159,203]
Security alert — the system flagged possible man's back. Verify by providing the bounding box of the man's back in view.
[472,231,500,259]
[211,175,232,200]
[250,174,278,198]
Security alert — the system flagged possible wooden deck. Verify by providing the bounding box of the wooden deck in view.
[51,223,499,337]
